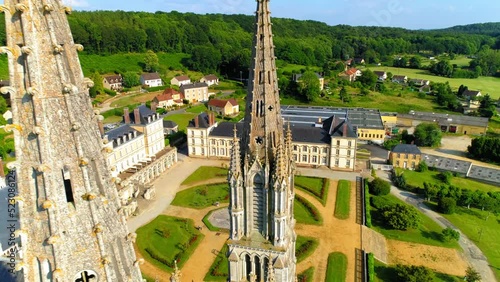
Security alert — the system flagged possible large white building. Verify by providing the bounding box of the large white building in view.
[187,113,357,171]
[180,82,210,103]
[125,105,165,157]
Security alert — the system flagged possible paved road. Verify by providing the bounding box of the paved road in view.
[378,171,497,282]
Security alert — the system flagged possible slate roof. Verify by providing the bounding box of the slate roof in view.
[163,120,178,129]
[322,116,358,138]
[392,144,421,154]
[130,105,157,125]
[211,122,244,138]
[398,111,489,128]
[181,82,209,90]
[188,112,211,128]
[141,72,161,81]
[421,154,472,175]
[291,125,330,144]
[105,125,143,148]
[462,90,481,98]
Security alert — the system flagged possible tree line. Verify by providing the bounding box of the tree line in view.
[0,12,498,78]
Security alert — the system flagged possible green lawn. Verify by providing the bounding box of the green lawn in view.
[181,166,227,186]
[373,259,462,282]
[110,91,159,108]
[370,194,459,249]
[202,207,229,232]
[186,104,208,114]
[294,176,329,206]
[297,267,315,282]
[334,180,351,220]
[136,215,204,272]
[403,169,499,193]
[449,56,473,68]
[296,235,319,263]
[325,252,347,282]
[442,207,500,281]
[103,115,123,124]
[171,183,229,209]
[294,195,323,225]
[204,245,229,281]
[164,113,198,133]
[370,66,500,99]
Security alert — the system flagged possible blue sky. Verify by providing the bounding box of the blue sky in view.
[63,0,500,30]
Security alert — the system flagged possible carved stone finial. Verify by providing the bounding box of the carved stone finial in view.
[83,77,94,88]
[53,44,64,54]
[27,87,39,96]
[42,199,54,210]
[0,86,16,95]
[0,5,11,13]
[4,124,23,133]
[62,6,72,14]
[72,122,81,131]
[46,234,61,245]
[75,44,84,52]
[43,4,54,12]
[14,4,28,12]
[0,46,13,55]
[21,46,32,55]
[82,193,97,201]
[101,256,110,265]
[79,157,89,166]
[33,126,44,136]
[93,223,103,234]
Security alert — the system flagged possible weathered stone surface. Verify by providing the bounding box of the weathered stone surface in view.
[143,187,156,200]
[3,1,142,281]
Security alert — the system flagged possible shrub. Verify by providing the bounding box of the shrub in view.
[441,227,460,242]
[438,197,457,214]
[369,178,391,196]
[395,264,434,282]
[438,171,453,184]
[364,181,372,227]
[465,266,481,282]
[367,253,375,282]
[381,204,420,230]
[417,160,428,172]
[103,88,117,96]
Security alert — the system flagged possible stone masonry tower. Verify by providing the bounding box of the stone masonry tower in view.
[227,0,296,281]
[1,1,142,281]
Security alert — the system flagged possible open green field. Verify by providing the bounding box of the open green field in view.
[373,259,462,282]
[181,166,227,186]
[294,195,323,225]
[441,207,500,280]
[185,104,208,114]
[370,194,460,249]
[402,169,499,193]
[136,215,204,272]
[171,183,229,209]
[296,235,319,263]
[110,91,161,108]
[325,252,347,282]
[334,180,351,220]
[164,113,198,132]
[370,66,500,99]
[294,176,329,206]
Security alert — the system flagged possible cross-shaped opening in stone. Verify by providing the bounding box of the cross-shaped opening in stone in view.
[255,136,263,145]
[268,105,274,111]
[75,271,96,282]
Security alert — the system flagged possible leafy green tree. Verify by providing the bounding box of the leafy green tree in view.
[479,94,497,118]
[339,86,351,103]
[438,197,457,214]
[414,123,442,147]
[0,115,6,126]
[438,171,453,184]
[417,160,428,172]
[88,71,104,98]
[467,136,500,163]
[122,72,140,88]
[0,95,7,114]
[369,178,391,196]
[395,264,434,282]
[423,182,439,201]
[441,227,460,242]
[381,204,420,230]
[188,45,222,73]
[459,189,474,209]
[144,50,159,72]
[430,60,454,77]
[357,69,378,90]
[465,266,481,282]
[298,71,320,102]
[409,56,422,69]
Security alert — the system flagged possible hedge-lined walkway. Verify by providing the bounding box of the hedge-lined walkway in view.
[295,179,362,282]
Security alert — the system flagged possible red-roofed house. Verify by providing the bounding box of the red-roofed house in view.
[208,99,239,116]
[152,88,184,108]
[200,74,219,86]
[340,68,362,82]
[170,75,191,86]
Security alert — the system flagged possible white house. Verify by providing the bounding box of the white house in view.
[141,73,163,87]
[200,74,219,87]
[170,75,191,86]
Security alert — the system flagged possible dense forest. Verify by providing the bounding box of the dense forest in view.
[0,11,499,77]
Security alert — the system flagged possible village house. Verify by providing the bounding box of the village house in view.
[152,88,184,108]
[462,90,482,105]
[392,75,408,84]
[200,74,219,87]
[374,71,387,81]
[180,82,210,103]
[140,73,163,88]
[163,120,178,135]
[103,74,123,91]
[170,75,191,86]
[340,68,362,82]
[292,73,325,91]
[409,78,430,87]
[208,98,240,116]
[353,58,366,65]
[389,144,422,170]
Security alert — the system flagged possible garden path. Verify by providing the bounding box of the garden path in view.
[294,179,362,282]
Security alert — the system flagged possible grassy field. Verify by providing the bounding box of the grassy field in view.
[403,169,499,193]
[373,259,462,282]
[441,206,500,280]
[325,252,347,282]
[294,176,329,206]
[110,91,161,108]
[370,194,459,249]
[171,183,229,209]
[297,267,315,282]
[294,195,323,225]
[296,235,319,263]
[181,166,227,186]
[136,215,204,272]
[204,245,229,281]
[185,104,208,114]
[334,180,351,220]
[164,113,198,132]
[369,66,500,99]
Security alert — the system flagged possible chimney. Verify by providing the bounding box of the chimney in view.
[124,108,130,124]
[194,116,199,128]
[343,122,348,137]
[97,118,104,137]
[0,157,5,178]
[134,108,140,124]
[210,113,215,126]
[151,101,157,112]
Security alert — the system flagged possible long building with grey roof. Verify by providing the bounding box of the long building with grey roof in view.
[397,111,489,135]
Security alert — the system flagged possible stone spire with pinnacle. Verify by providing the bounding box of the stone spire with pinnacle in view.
[1,1,142,281]
[228,1,296,281]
